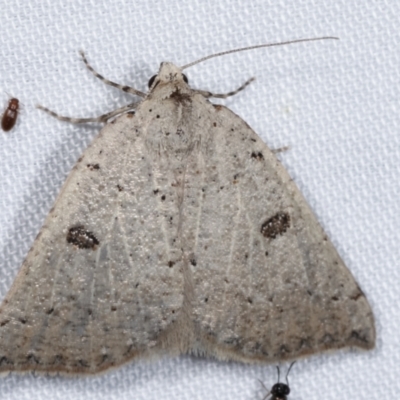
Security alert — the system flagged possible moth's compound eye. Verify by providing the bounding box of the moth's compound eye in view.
[148,75,157,88]
[182,74,189,84]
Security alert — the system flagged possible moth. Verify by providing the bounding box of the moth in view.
[0,37,375,374]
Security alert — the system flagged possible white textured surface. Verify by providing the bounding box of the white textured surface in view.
[0,1,396,399]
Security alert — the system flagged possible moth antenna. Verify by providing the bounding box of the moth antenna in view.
[181,36,338,70]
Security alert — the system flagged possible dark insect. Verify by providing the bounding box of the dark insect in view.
[1,98,19,132]
[259,362,295,400]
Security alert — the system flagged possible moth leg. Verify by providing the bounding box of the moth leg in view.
[197,77,255,99]
[37,102,139,124]
[79,51,146,98]
[272,146,289,154]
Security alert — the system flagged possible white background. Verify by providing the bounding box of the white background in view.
[0,1,398,399]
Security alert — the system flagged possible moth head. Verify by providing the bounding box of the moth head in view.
[148,62,189,92]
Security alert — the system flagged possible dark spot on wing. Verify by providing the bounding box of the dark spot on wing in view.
[279,345,290,356]
[78,359,89,368]
[350,329,370,344]
[251,151,264,160]
[170,90,192,104]
[0,356,12,366]
[322,334,334,344]
[67,225,99,249]
[27,354,39,364]
[52,354,65,366]
[87,163,100,170]
[100,354,109,364]
[350,289,363,301]
[261,212,290,239]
